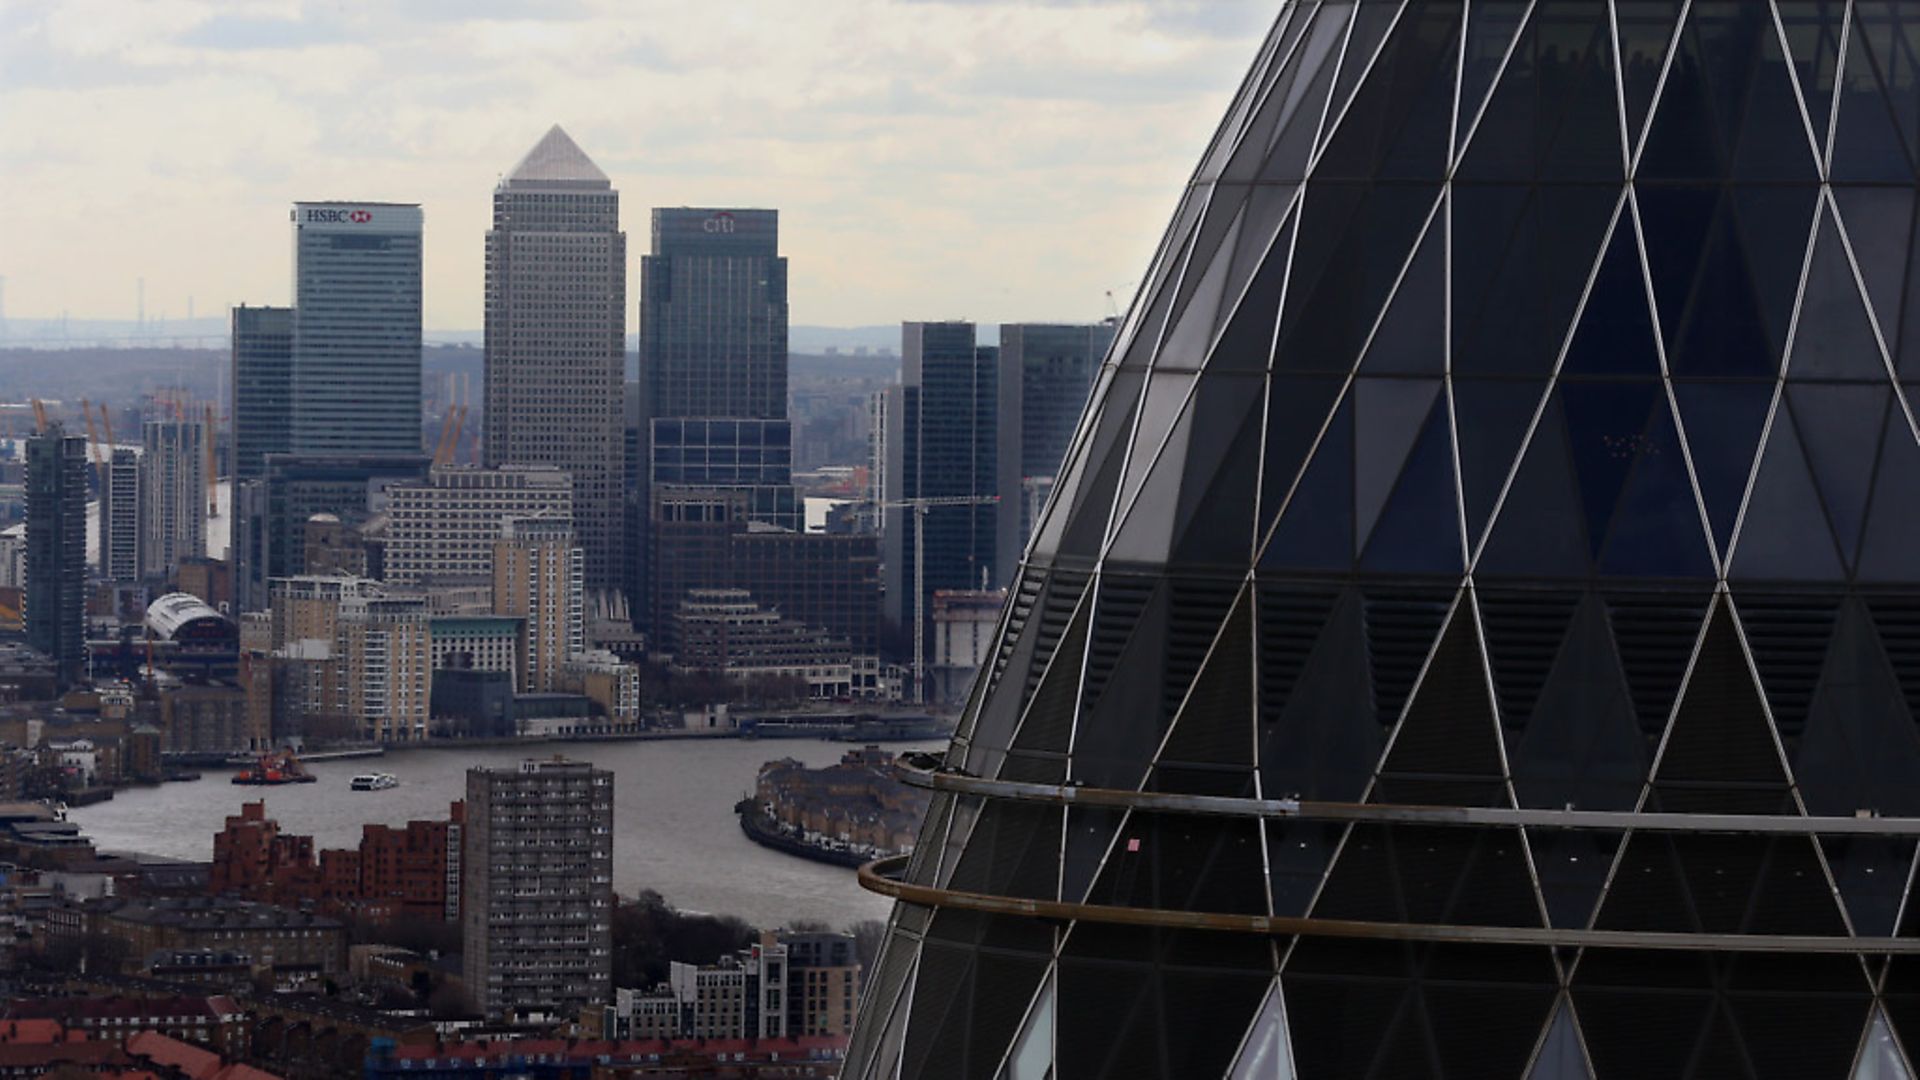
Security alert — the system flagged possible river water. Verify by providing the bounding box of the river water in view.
[70,737,942,930]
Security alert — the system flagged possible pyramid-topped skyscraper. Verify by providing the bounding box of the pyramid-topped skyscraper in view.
[847,3,1920,1076]
[484,125,626,592]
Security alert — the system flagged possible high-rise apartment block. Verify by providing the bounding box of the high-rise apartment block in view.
[290,202,423,457]
[139,418,207,581]
[26,427,86,687]
[335,592,431,744]
[462,758,613,1021]
[881,322,999,641]
[384,466,573,586]
[231,305,294,482]
[231,453,429,612]
[484,128,626,593]
[995,322,1113,576]
[100,447,140,583]
[492,517,583,693]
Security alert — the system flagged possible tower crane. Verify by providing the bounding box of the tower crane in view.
[205,403,219,517]
[875,494,1001,705]
[79,398,101,465]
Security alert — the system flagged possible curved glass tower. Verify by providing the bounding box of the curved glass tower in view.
[848,2,1920,1077]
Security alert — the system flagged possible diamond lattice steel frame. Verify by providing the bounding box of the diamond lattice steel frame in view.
[847,2,1920,1077]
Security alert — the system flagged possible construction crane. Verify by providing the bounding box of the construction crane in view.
[97,402,115,450]
[79,398,101,465]
[31,399,47,433]
[875,494,1001,705]
[204,403,219,517]
[431,405,466,467]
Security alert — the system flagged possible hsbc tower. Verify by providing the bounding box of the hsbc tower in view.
[290,201,423,457]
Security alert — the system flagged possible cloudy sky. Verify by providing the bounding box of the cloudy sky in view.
[0,0,1271,332]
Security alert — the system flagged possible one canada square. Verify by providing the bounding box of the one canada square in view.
[484,126,626,592]
[849,2,1920,1078]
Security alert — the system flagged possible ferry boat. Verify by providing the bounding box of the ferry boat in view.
[350,773,398,792]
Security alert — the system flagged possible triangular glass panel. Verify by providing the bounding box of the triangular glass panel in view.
[1529,828,1625,930]
[1455,0,1532,155]
[1508,593,1648,812]
[1857,1008,1917,1080]
[1358,389,1462,574]
[1854,3,1920,165]
[1321,0,1403,152]
[1475,392,1593,578]
[1777,0,1846,157]
[1213,187,1298,357]
[1311,823,1543,928]
[1154,589,1254,771]
[1358,217,1444,374]
[1456,0,1622,182]
[1259,392,1354,572]
[1592,832,1702,933]
[1479,589,1582,736]
[1731,401,1848,582]
[1638,5,1745,180]
[1597,394,1716,579]
[1169,378,1267,567]
[1646,600,1797,814]
[1050,369,1142,560]
[1371,601,1508,807]
[1060,806,1121,905]
[1570,950,1716,1078]
[1254,6,1354,185]
[1228,979,1297,1080]
[1259,590,1383,803]
[1823,835,1919,939]
[1639,184,1818,376]
[1736,592,1842,750]
[1152,205,1243,372]
[1202,7,1313,182]
[1787,382,1892,568]
[1559,379,1664,559]
[1739,835,1853,935]
[1833,187,1915,339]
[1362,588,1454,730]
[1264,820,1343,918]
[1452,184,1621,378]
[1835,16,1918,183]
[1671,380,1777,557]
[1858,412,1920,581]
[1255,373,1345,539]
[1072,581,1169,792]
[1526,998,1596,1080]
[1001,969,1054,1080]
[1794,598,1920,819]
[1114,371,1197,525]
[1275,182,1442,374]
[945,799,1063,902]
[1732,5,1825,182]
[1605,591,1714,743]
[1790,205,1894,381]
[1455,377,1549,552]
[1353,378,1443,544]
[1005,592,1089,759]
[1615,1,1687,156]
[1561,211,1661,377]
[1315,5,1461,183]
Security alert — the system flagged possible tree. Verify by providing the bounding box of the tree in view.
[848,919,888,977]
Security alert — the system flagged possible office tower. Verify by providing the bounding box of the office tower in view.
[463,758,613,1021]
[635,208,791,630]
[847,5,1920,1078]
[641,208,787,420]
[290,202,423,457]
[230,305,293,482]
[492,517,583,692]
[384,466,573,585]
[230,453,430,612]
[880,323,997,666]
[100,448,140,583]
[139,418,207,581]
[484,127,626,592]
[994,322,1114,578]
[25,427,86,687]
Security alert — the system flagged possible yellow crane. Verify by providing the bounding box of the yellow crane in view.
[79,398,102,465]
[31,399,48,434]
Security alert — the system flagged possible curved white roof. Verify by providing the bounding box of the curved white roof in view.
[145,593,228,640]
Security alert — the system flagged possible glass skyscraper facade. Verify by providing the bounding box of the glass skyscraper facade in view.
[290,201,423,457]
[26,428,86,689]
[849,3,1920,1077]
[230,304,293,482]
[994,322,1117,585]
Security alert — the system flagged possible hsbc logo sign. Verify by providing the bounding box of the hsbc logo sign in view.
[301,208,375,224]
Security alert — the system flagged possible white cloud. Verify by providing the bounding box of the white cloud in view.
[0,0,1268,329]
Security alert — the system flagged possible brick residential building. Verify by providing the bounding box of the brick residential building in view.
[208,801,464,923]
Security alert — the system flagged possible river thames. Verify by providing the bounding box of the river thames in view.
[69,737,941,930]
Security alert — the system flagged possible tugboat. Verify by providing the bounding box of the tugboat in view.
[350,772,398,791]
[231,751,318,786]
